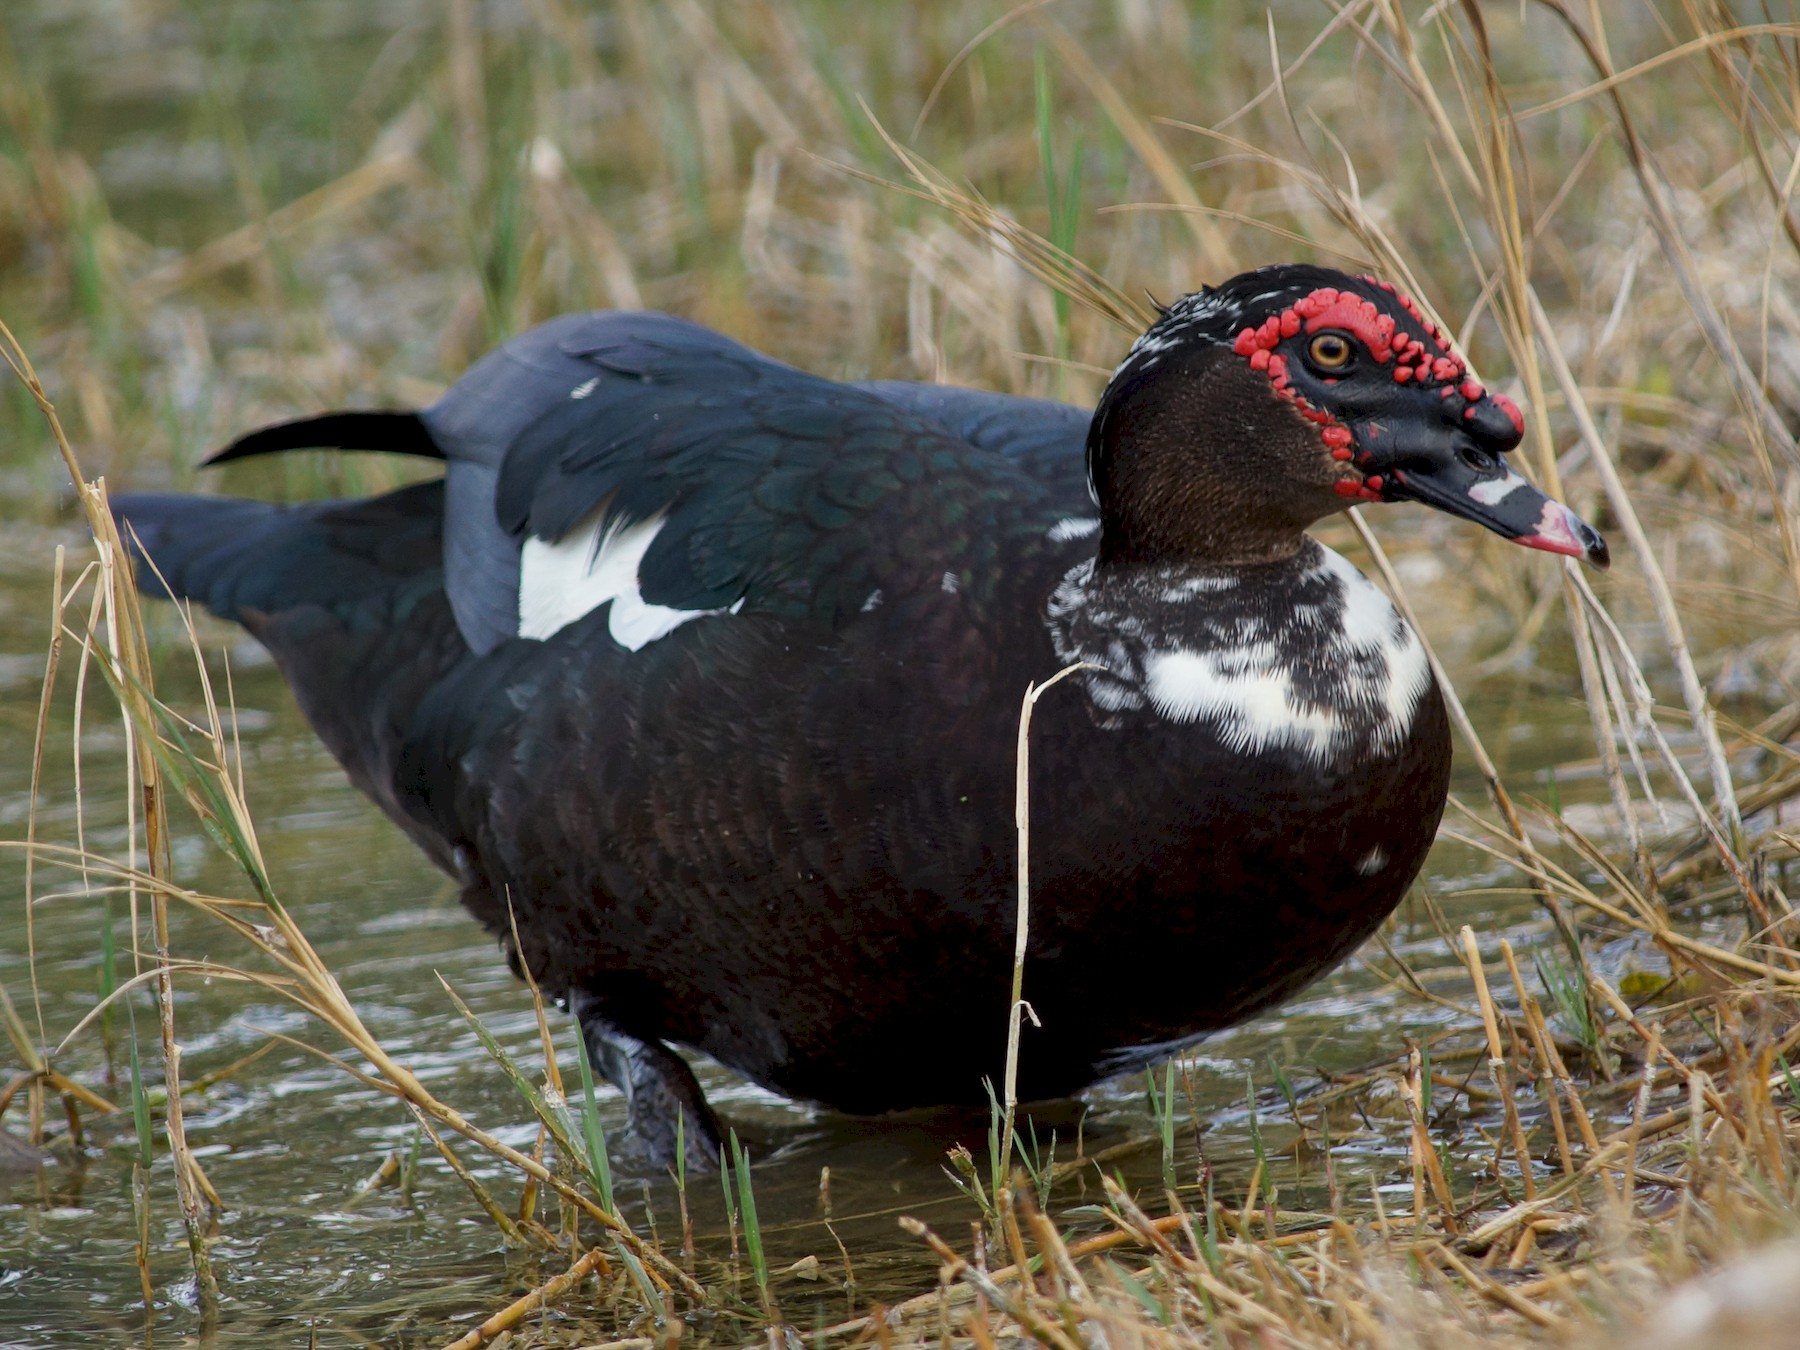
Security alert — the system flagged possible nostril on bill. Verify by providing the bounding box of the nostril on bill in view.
[1464,397,1524,452]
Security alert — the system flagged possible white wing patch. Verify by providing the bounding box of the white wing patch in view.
[518,509,739,649]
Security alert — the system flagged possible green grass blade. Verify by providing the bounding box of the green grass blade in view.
[571,1027,616,1215]
[438,978,589,1182]
[730,1129,769,1298]
[1156,1060,1177,1192]
[1106,1258,1168,1325]
[1244,1072,1266,1179]
[127,1007,153,1170]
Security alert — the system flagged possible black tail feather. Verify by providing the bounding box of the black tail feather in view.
[203,410,440,466]
[113,481,445,624]
[113,493,298,618]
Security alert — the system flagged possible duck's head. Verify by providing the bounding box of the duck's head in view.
[1088,263,1608,570]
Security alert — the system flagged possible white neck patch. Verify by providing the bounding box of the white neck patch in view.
[518,508,739,650]
[1045,542,1431,763]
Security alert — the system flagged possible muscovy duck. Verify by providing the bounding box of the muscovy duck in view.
[115,264,1607,1170]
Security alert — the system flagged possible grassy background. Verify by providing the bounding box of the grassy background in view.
[9,1,1800,1346]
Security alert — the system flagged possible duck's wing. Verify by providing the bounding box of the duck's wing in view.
[850,381,1093,503]
[480,315,1099,652]
[209,313,1084,654]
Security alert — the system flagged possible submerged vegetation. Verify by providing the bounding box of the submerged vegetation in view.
[8,0,1800,1345]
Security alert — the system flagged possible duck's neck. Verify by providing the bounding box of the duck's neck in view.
[1091,422,1317,570]
[1095,514,1308,572]
[1084,533,1322,606]
[1085,338,1347,572]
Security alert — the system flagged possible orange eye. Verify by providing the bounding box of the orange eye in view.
[1307,332,1354,370]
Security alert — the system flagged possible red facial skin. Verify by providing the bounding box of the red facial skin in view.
[1228,279,1523,500]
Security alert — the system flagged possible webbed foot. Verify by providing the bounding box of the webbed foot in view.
[569,990,725,1175]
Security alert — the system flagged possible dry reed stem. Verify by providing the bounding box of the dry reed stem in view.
[1401,1047,1460,1234]
[999,660,1096,1185]
[440,1244,612,1350]
[1499,940,1578,1177]
[21,544,68,1057]
[0,317,221,1314]
[1529,289,1743,840]
[1460,926,1537,1202]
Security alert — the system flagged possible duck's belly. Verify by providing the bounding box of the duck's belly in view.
[446,615,1451,1114]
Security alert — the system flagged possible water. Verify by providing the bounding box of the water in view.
[0,3,1630,1345]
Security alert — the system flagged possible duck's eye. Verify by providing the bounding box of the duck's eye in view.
[1306,332,1355,371]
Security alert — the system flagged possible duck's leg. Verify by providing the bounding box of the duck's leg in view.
[569,990,725,1175]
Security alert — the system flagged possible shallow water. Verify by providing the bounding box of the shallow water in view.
[0,4,1634,1347]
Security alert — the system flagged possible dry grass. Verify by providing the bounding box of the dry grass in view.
[9,1,1800,1346]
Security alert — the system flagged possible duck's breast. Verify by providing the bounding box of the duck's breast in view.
[1019,538,1450,1089]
